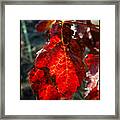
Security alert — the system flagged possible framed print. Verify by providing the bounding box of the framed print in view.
[0,0,120,119]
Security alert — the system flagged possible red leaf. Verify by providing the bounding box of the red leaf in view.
[28,68,44,83]
[28,21,99,100]
[86,86,100,100]
[36,20,55,32]
[85,54,99,74]
[38,84,60,100]
[29,34,86,99]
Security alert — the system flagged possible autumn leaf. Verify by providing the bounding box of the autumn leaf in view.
[36,20,55,32]
[28,20,100,100]
[33,35,86,99]
[85,85,100,100]
[38,84,60,100]
[29,38,85,99]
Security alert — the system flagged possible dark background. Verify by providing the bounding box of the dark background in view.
[20,20,48,100]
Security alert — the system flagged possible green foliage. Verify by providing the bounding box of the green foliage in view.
[72,79,88,100]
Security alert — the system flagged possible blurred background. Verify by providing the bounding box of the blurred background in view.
[20,20,49,100]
